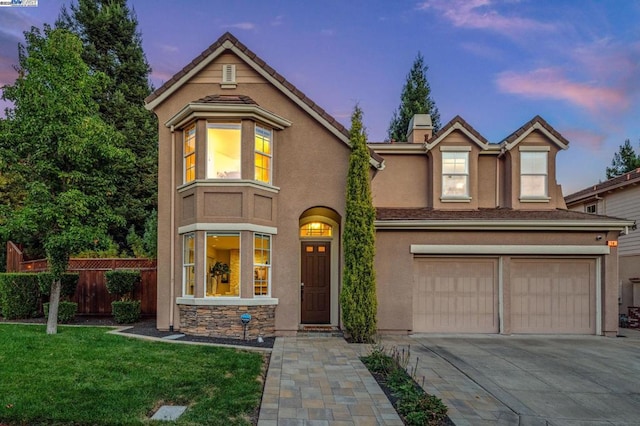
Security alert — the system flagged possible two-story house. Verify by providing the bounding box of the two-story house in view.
[145,32,633,338]
[565,169,640,318]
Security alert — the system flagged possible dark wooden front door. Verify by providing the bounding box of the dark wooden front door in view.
[301,241,331,324]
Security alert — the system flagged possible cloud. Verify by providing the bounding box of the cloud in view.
[156,43,178,53]
[496,67,627,112]
[271,15,284,26]
[320,29,335,36]
[560,128,607,151]
[417,0,556,37]
[221,22,255,31]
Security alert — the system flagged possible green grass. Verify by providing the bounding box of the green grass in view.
[0,324,265,425]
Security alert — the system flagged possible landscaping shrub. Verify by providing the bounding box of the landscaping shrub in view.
[0,273,40,319]
[362,344,449,425]
[38,272,79,299]
[105,270,140,300]
[43,301,78,323]
[111,300,141,324]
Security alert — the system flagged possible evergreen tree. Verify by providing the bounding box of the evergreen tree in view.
[388,52,441,142]
[340,105,377,343]
[57,0,158,251]
[606,139,640,179]
[0,26,133,333]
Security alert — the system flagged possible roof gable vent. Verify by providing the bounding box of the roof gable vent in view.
[221,64,237,89]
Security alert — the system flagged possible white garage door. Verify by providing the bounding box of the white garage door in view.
[413,258,499,333]
[510,258,596,334]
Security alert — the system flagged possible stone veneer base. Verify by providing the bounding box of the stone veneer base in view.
[178,304,276,340]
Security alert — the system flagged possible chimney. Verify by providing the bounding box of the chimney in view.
[406,114,433,143]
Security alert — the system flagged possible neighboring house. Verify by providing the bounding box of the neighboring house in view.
[145,32,633,338]
[565,169,640,317]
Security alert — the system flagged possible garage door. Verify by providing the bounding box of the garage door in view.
[510,258,596,334]
[413,258,498,333]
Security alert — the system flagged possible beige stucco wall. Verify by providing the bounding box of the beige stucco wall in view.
[152,50,350,334]
[370,153,428,207]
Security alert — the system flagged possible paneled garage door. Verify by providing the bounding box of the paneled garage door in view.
[510,258,596,334]
[413,258,499,333]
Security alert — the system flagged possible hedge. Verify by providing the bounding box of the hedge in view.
[0,273,40,319]
[38,273,79,299]
[105,270,140,300]
[111,300,141,324]
[43,301,78,323]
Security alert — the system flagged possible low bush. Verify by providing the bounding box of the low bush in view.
[111,300,140,324]
[43,301,78,323]
[362,343,449,426]
[105,270,140,300]
[38,273,79,299]
[0,273,40,319]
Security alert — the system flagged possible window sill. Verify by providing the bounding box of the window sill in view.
[519,197,550,203]
[178,179,280,193]
[176,297,278,306]
[440,196,472,203]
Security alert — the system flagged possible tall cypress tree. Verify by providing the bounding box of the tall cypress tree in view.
[340,105,377,343]
[388,52,441,142]
[57,0,157,252]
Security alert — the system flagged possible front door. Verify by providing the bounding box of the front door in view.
[301,241,331,323]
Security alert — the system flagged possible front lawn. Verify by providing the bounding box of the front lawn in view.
[0,324,265,425]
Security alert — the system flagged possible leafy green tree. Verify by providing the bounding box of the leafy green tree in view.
[340,105,377,343]
[0,26,133,334]
[606,139,640,179]
[58,0,158,250]
[388,52,441,142]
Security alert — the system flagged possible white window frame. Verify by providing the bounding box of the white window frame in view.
[586,203,597,214]
[183,125,196,183]
[520,150,548,199]
[254,125,273,184]
[254,233,271,297]
[182,233,195,297]
[441,150,469,200]
[206,122,242,179]
[205,232,241,298]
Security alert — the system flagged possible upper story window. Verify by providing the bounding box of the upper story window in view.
[255,125,272,184]
[520,151,548,198]
[183,233,195,296]
[183,125,196,183]
[207,122,241,179]
[586,203,597,214]
[442,151,469,198]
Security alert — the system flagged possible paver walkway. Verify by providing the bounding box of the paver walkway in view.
[258,336,403,425]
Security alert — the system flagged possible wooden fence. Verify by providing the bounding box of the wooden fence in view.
[5,241,157,317]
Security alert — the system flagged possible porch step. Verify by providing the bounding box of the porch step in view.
[298,325,343,337]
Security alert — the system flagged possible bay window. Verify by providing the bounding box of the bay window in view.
[255,125,272,184]
[183,233,195,296]
[254,233,271,296]
[207,122,241,179]
[206,233,240,297]
[183,125,196,183]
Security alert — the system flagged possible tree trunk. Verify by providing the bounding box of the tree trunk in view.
[46,278,61,335]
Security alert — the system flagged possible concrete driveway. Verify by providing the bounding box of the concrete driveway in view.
[383,330,640,425]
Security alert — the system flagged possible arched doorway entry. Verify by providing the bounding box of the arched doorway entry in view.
[299,207,341,325]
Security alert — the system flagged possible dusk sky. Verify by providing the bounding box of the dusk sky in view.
[1,0,639,194]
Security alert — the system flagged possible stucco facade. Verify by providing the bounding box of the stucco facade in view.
[146,32,633,338]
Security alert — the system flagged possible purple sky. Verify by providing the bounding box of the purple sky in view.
[1,0,639,194]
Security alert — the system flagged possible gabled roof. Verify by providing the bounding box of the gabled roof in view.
[501,115,569,151]
[425,115,491,151]
[145,32,383,169]
[565,168,640,205]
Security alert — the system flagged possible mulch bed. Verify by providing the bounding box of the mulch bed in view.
[0,316,275,349]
